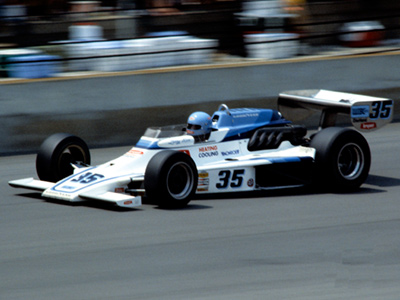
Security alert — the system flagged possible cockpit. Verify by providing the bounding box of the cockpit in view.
[136,104,290,149]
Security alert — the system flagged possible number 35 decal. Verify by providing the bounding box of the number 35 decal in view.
[216,169,245,189]
[71,172,104,184]
[370,100,393,119]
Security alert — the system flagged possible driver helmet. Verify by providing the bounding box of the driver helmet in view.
[187,111,212,138]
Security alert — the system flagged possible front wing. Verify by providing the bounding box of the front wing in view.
[9,177,142,209]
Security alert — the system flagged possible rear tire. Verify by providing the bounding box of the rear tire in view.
[310,127,371,191]
[36,133,90,182]
[144,151,198,208]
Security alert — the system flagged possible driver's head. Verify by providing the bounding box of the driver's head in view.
[187,111,212,139]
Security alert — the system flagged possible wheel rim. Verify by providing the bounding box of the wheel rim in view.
[57,145,87,179]
[166,162,194,200]
[337,143,364,180]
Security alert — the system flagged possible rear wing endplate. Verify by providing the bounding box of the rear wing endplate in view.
[278,89,394,131]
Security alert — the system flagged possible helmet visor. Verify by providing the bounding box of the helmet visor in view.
[187,123,202,130]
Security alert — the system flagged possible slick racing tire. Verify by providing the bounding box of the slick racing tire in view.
[310,127,371,191]
[145,150,198,208]
[36,133,91,182]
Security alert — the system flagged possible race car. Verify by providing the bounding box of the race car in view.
[9,89,394,209]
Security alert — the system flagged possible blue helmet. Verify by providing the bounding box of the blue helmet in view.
[187,111,212,137]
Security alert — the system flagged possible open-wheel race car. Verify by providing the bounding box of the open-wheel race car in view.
[9,90,394,209]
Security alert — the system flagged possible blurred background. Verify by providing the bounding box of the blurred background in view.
[1,0,400,78]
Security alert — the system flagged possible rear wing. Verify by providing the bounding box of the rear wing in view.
[278,89,394,131]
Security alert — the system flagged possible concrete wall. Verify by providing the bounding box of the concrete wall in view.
[1,53,400,155]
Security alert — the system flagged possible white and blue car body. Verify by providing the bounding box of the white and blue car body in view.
[9,90,394,209]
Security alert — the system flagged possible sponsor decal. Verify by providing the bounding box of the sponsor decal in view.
[197,187,209,192]
[351,105,370,118]
[233,113,259,118]
[45,190,74,199]
[361,122,377,130]
[197,171,209,192]
[115,187,125,193]
[124,200,133,205]
[199,172,209,178]
[352,118,367,123]
[167,140,181,146]
[198,145,218,158]
[126,149,144,156]
[199,152,218,158]
[199,146,218,152]
[221,149,239,156]
[179,149,191,156]
[166,138,193,146]
[247,178,254,187]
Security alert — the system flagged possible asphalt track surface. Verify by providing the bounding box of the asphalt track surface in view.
[2,123,400,300]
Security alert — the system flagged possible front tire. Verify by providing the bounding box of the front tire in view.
[310,127,371,191]
[36,133,91,182]
[144,151,198,208]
